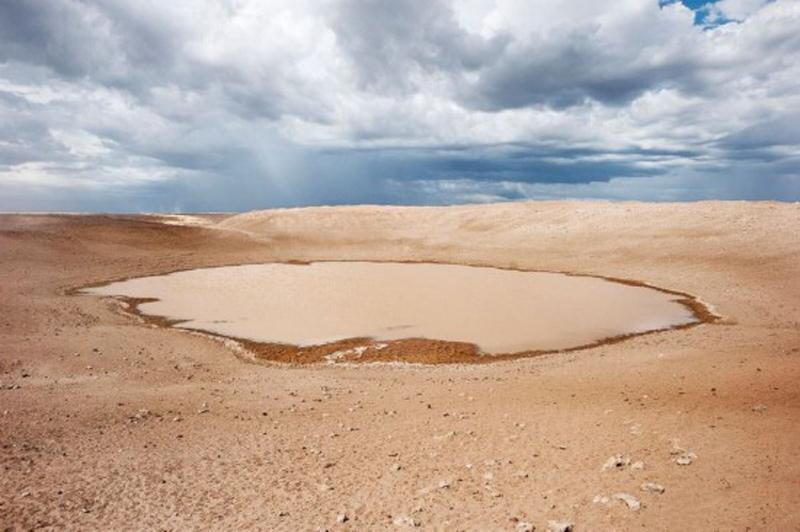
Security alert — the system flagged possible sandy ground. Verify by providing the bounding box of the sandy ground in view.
[0,201,799,531]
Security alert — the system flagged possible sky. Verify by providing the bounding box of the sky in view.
[0,0,799,212]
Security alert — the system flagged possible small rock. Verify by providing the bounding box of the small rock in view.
[438,479,451,489]
[751,404,768,413]
[676,452,696,466]
[602,454,631,471]
[392,514,419,527]
[641,482,666,494]
[336,513,349,523]
[614,492,641,511]
[391,463,402,472]
[516,521,534,532]
[547,521,573,532]
[592,494,610,505]
[198,402,210,414]
[630,461,645,470]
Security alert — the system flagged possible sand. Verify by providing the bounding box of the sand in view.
[84,261,696,355]
[1,201,799,530]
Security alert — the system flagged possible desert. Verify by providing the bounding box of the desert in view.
[1,201,799,530]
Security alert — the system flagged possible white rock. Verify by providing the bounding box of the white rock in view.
[592,494,610,505]
[602,454,631,471]
[336,513,348,523]
[630,461,645,470]
[676,452,696,465]
[516,521,534,532]
[438,479,451,489]
[614,492,641,511]
[641,482,666,494]
[547,520,574,532]
[393,514,419,527]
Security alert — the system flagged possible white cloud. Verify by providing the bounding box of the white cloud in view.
[0,0,798,210]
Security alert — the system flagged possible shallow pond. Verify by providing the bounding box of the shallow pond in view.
[85,261,698,354]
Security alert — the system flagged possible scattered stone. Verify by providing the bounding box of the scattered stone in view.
[438,479,451,489]
[630,461,645,471]
[198,402,210,414]
[515,521,534,532]
[547,521,573,532]
[393,514,419,527]
[592,494,610,505]
[752,404,768,413]
[614,492,641,511]
[602,454,631,471]
[336,513,349,523]
[676,451,696,466]
[391,463,402,472]
[641,482,666,494]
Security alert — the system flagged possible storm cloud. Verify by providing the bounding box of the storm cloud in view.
[0,0,798,211]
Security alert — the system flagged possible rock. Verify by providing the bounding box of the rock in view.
[393,514,419,527]
[198,402,210,414]
[676,452,696,465]
[391,463,402,472]
[438,479,451,489]
[602,454,631,471]
[752,404,768,413]
[592,494,610,505]
[630,461,645,470]
[641,482,665,494]
[614,492,641,511]
[336,513,349,523]
[516,521,534,531]
[547,521,573,532]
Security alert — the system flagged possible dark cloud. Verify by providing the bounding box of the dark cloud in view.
[0,0,798,211]
[331,0,508,93]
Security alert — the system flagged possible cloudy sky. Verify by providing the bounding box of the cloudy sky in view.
[1,0,799,211]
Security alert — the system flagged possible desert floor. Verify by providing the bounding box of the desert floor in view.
[1,201,798,531]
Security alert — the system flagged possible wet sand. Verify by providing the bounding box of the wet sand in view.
[1,202,799,530]
[85,261,697,356]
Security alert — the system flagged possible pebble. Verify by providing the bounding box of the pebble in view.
[641,482,666,494]
[392,514,419,527]
[198,402,210,414]
[614,492,641,511]
[515,521,534,532]
[752,404,768,413]
[438,479,451,489]
[676,452,696,466]
[336,513,348,523]
[547,521,574,532]
[602,454,631,471]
